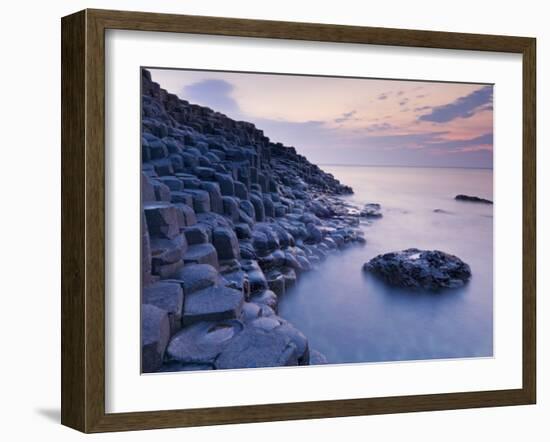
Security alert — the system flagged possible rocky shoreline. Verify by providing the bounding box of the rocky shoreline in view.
[140,69,366,372]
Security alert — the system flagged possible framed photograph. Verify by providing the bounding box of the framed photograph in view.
[61,9,536,433]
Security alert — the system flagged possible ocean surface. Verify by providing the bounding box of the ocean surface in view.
[278,166,494,364]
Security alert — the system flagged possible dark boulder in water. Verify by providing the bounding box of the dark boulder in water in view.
[360,203,382,218]
[363,248,471,290]
[455,194,493,204]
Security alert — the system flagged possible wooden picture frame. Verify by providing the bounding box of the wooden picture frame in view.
[61,8,536,433]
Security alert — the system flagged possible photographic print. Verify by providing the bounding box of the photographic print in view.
[141,68,493,374]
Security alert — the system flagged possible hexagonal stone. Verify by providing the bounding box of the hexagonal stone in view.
[183,189,211,213]
[212,227,240,260]
[166,319,243,363]
[141,304,170,373]
[144,202,181,239]
[250,290,278,312]
[183,243,219,269]
[182,286,244,326]
[200,181,223,214]
[215,326,298,369]
[174,203,197,227]
[170,263,222,295]
[142,282,184,334]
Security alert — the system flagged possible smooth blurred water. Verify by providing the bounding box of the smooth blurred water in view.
[278,166,494,364]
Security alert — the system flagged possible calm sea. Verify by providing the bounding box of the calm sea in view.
[278,166,494,364]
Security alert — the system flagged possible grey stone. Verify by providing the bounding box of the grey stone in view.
[240,302,262,322]
[143,202,181,239]
[222,196,240,222]
[360,203,383,218]
[183,225,209,245]
[250,290,278,312]
[183,243,219,269]
[141,304,170,373]
[215,173,235,196]
[158,176,183,191]
[212,227,240,260]
[309,349,329,365]
[215,326,298,369]
[235,223,252,240]
[141,211,152,286]
[142,282,184,334]
[183,189,211,213]
[150,234,188,273]
[363,248,472,290]
[183,286,244,325]
[200,181,223,214]
[234,181,249,199]
[455,194,493,204]
[166,319,244,363]
[174,203,197,227]
[170,263,222,295]
[250,194,265,222]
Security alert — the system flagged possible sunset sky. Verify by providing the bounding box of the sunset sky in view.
[148,68,493,169]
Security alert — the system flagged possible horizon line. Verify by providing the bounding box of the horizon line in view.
[318,163,493,170]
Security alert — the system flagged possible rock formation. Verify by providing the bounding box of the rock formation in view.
[363,248,471,290]
[140,69,365,372]
[455,194,493,204]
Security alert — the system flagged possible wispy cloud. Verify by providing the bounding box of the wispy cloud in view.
[334,110,359,124]
[418,85,493,123]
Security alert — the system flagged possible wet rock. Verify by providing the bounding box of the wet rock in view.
[239,240,257,260]
[455,194,493,204]
[142,282,184,334]
[239,200,255,219]
[141,211,152,285]
[200,182,223,214]
[363,248,472,290]
[150,234,187,276]
[170,263,222,295]
[234,181,249,200]
[222,268,250,299]
[166,319,243,363]
[184,189,211,213]
[281,267,297,289]
[360,203,382,218]
[183,243,219,269]
[240,302,262,322]
[144,202,182,239]
[142,304,170,373]
[215,173,235,196]
[182,285,244,325]
[309,349,329,365]
[250,289,278,311]
[277,320,309,364]
[170,191,193,205]
[242,260,269,294]
[249,194,265,222]
[222,196,240,222]
[174,203,197,226]
[142,173,157,202]
[215,326,298,369]
[235,223,252,240]
[266,271,285,296]
[212,227,241,260]
[305,223,323,244]
[183,225,209,245]
[158,176,183,191]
